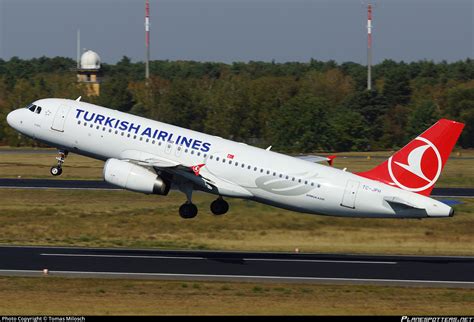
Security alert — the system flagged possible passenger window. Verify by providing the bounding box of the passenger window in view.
[228,160,232,164]
[247,165,251,170]
[210,155,213,160]
[191,150,194,155]
[90,124,93,128]
[127,134,131,138]
[254,167,257,171]
[235,162,239,166]
[139,137,143,141]
[216,157,220,161]
[77,121,81,125]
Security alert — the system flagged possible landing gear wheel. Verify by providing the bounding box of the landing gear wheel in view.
[179,203,198,219]
[50,166,62,176]
[50,150,68,176]
[211,198,229,215]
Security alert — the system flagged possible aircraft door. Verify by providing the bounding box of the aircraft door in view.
[51,105,71,132]
[341,180,359,209]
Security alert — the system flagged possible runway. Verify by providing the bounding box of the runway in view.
[0,246,472,288]
[0,178,472,197]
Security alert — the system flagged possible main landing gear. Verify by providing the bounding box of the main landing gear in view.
[178,182,198,219]
[210,197,229,216]
[50,150,68,176]
[177,182,230,219]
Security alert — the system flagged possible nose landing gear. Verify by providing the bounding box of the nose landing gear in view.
[50,150,68,176]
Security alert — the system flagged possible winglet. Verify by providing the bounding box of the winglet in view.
[75,96,82,101]
[191,164,206,176]
[327,155,337,166]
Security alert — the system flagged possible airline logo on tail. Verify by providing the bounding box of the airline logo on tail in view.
[388,137,442,192]
[357,119,465,196]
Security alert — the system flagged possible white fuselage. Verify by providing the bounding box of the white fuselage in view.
[7,98,453,218]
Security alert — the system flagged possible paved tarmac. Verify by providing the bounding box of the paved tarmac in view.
[0,246,472,287]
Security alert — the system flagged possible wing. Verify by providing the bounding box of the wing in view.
[294,154,337,166]
[118,149,253,198]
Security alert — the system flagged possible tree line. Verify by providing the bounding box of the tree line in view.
[0,56,472,151]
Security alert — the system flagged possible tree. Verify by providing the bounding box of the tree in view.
[329,108,369,151]
[96,77,134,112]
[406,100,440,139]
[268,93,331,152]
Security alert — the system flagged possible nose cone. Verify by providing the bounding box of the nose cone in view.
[6,109,23,131]
[6,110,16,128]
[7,110,14,126]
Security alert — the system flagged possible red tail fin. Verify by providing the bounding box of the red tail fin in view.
[357,119,465,196]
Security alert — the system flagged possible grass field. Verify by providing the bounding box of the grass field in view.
[0,277,472,315]
[0,189,472,255]
[0,148,472,186]
[0,148,472,315]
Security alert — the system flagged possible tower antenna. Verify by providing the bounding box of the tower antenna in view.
[367,3,373,91]
[77,29,81,69]
[145,0,150,80]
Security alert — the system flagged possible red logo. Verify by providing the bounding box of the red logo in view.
[191,164,205,176]
[227,154,234,159]
[388,137,442,192]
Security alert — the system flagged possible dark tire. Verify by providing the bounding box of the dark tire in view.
[50,166,62,176]
[210,198,229,215]
[179,203,198,219]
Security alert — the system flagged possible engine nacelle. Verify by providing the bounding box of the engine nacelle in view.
[103,158,170,195]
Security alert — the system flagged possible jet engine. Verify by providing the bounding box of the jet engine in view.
[103,158,170,195]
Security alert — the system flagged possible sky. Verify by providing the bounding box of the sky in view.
[0,0,472,64]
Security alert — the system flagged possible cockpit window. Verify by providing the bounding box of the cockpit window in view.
[35,106,42,114]
[28,104,37,112]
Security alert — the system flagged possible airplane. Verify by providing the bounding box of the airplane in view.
[6,98,464,219]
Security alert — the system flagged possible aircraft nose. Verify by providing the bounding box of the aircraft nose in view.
[6,110,15,127]
[6,109,22,130]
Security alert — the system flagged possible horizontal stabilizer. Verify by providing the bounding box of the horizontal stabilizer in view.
[438,199,463,206]
[383,196,425,210]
